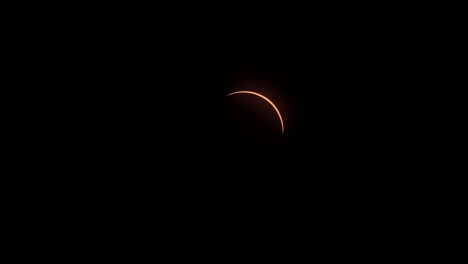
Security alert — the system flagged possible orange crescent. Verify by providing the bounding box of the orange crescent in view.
[227,91,284,135]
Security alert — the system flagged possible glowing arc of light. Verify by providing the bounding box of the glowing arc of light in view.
[227,91,284,135]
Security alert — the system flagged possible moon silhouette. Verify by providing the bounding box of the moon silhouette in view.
[227,91,284,135]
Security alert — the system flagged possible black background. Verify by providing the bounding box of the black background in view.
[67,6,439,232]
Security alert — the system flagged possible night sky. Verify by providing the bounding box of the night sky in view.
[80,10,430,227]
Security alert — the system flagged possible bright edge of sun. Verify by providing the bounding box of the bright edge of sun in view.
[227,91,284,135]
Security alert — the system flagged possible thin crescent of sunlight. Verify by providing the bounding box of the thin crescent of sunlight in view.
[227,91,284,135]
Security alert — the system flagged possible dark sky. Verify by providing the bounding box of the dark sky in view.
[82,10,428,221]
